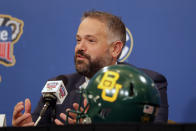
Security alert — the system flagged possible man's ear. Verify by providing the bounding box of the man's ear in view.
[110,41,124,59]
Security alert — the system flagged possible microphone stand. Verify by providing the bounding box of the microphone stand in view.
[34,94,57,126]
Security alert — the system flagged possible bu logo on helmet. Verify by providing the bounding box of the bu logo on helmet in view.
[98,71,122,102]
[0,15,24,67]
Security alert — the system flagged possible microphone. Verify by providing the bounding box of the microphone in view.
[34,75,68,126]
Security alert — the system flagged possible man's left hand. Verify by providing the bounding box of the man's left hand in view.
[55,99,88,125]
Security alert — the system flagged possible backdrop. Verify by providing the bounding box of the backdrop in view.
[0,0,195,126]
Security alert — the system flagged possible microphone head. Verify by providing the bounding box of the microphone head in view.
[43,93,57,107]
[42,80,68,104]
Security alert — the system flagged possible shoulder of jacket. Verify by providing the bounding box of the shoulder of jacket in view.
[118,62,167,88]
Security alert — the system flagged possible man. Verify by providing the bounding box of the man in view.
[12,10,168,126]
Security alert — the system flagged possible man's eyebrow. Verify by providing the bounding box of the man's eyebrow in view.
[76,34,97,39]
[85,35,96,39]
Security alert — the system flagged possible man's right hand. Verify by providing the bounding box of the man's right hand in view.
[12,98,34,127]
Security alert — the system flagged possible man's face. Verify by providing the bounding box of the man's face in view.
[74,18,114,78]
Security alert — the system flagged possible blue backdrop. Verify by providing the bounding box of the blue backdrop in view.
[0,0,196,126]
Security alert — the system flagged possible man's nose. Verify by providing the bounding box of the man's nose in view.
[76,40,86,51]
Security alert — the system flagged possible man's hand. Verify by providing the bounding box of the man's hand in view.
[12,98,34,127]
[55,99,88,125]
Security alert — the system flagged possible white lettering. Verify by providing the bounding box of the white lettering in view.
[0,30,8,41]
[6,20,21,40]
[0,18,4,26]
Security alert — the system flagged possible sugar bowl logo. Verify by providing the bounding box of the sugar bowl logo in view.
[0,14,24,67]
[118,27,134,62]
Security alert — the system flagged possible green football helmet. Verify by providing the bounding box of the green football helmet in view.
[67,64,160,123]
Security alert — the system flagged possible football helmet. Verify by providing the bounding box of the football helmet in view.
[67,64,160,123]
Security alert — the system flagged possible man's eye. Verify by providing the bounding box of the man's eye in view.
[89,39,95,42]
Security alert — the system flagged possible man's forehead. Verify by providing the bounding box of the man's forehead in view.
[77,18,108,37]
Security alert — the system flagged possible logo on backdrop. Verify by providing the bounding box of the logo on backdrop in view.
[0,14,24,67]
[118,27,134,62]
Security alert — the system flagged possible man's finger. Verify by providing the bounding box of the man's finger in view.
[12,103,24,120]
[59,112,77,124]
[54,119,64,125]
[73,103,79,111]
[67,117,76,124]
[59,113,67,121]
[23,122,34,127]
[66,109,77,119]
[13,113,31,126]
[73,102,86,112]
[25,98,31,113]
[83,98,89,113]
[84,98,88,107]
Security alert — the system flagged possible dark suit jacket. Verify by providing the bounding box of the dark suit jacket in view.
[32,63,168,126]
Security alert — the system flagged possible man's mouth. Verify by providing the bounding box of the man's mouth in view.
[76,54,87,60]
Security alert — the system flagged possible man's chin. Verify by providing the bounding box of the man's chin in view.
[76,63,88,73]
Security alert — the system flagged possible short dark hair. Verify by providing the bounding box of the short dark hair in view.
[81,10,126,46]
